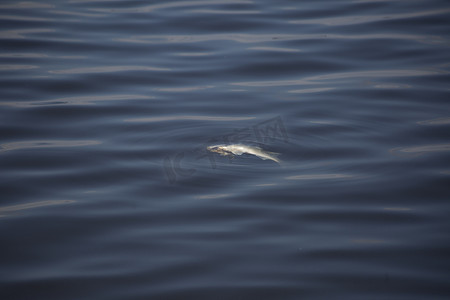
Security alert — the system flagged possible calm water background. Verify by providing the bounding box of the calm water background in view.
[1,0,450,299]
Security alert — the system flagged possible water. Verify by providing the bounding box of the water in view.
[1,0,450,299]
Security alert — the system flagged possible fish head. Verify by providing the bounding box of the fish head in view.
[207,144,231,156]
[207,145,219,151]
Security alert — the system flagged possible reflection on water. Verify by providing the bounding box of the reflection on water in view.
[0,140,101,152]
[384,207,412,211]
[248,46,301,53]
[286,174,354,180]
[116,33,310,44]
[189,9,261,15]
[124,115,256,123]
[232,69,442,87]
[253,183,277,187]
[0,53,86,59]
[173,52,213,57]
[417,117,450,125]
[88,0,253,13]
[49,10,106,18]
[390,144,450,157]
[0,94,153,107]
[0,15,51,22]
[290,8,450,26]
[372,83,411,89]
[197,194,231,200]
[49,65,170,74]
[117,33,449,46]
[288,87,335,94]
[0,53,49,58]
[154,86,214,92]
[351,239,387,244]
[0,64,38,71]
[0,200,75,217]
[0,2,54,9]
[0,28,54,39]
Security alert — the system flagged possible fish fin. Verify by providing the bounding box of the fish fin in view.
[267,151,280,157]
[260,153,281,164]
[271,158,282,164]
[269,152,282,164]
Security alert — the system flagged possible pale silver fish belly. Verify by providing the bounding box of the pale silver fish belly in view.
[207,144,281,163]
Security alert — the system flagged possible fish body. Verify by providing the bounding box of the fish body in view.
[207,144,280,163]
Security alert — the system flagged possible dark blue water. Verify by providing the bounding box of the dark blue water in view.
[1,0,450,299]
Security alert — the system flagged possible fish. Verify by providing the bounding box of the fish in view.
[207,144,281,164]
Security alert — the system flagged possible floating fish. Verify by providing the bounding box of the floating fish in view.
[207,144,281,164]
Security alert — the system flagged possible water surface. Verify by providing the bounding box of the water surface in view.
[1,0,450,299]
